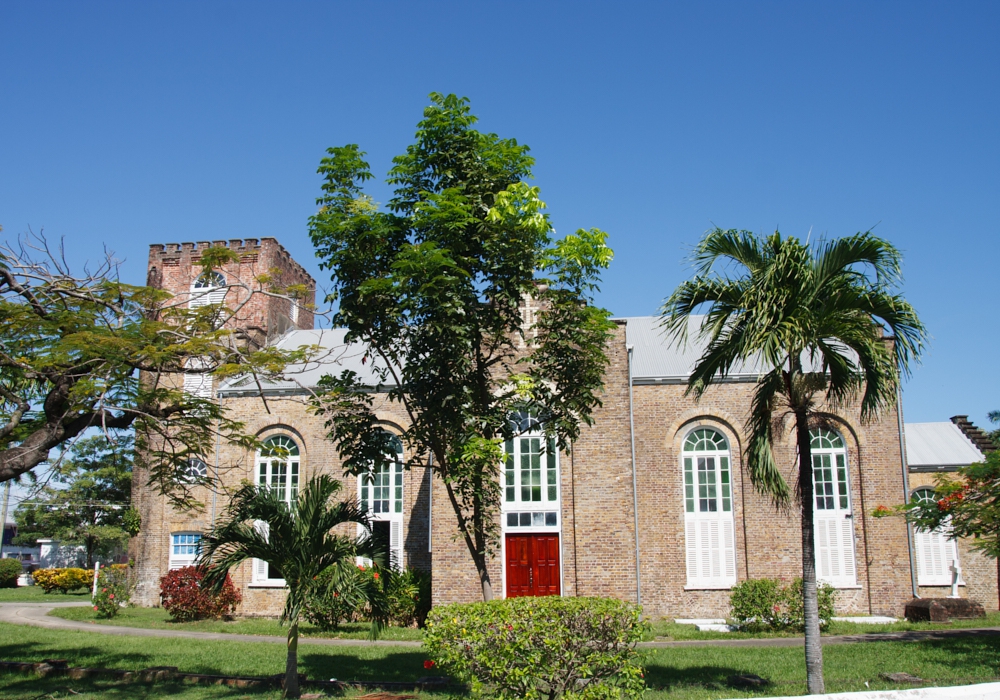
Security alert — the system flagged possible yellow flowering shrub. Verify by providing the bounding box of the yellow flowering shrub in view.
[32,568,93,593]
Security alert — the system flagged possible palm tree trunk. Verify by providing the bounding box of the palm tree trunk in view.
[284,621,299,698]
[796,412,825,695]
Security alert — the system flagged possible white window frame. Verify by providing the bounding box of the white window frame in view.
[682,428,737,589]
[169,532,202,570]
[911,487,962,587]
[189,271,227,309]
[252,435,300,586]
[358,432,405,571]
[811,428,858,588]
[500,412,563,599]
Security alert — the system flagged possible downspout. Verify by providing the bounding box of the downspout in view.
[896,385,919,599]
[627,345,641,608]
[427,452,433,554]
[211,392,221,525]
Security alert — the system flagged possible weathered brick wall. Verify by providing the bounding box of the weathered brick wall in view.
[629,378,915,619]
[131,391,430,612]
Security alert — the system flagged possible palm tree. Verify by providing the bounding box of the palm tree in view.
[661,228,925,694]
[200,474,388,698]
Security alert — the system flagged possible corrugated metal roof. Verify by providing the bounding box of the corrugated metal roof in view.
[221,315,846,394]
[621,315,792,382]
[905,422,985,469]
[217,328,399,395]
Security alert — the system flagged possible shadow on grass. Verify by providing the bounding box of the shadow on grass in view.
[0,640,155,668]
[298,648,431,682]
[0,673,280,699]
[641,661,763,693]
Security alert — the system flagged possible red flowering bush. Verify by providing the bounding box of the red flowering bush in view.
[159,566,241,621]
[93,564,130,619]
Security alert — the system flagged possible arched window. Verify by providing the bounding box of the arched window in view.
[503,411,560,527]
[257,436,300,506]
[359,431,404,569]
[177,457,208,483]
[911,487,961,587]
[253,435,300,585]
[682,428,736,588]
[189,271,226,308]
[810,428,857,587]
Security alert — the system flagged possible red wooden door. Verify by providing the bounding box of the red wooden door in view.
[505,534,561,597]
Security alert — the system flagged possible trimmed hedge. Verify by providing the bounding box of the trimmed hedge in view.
[159,566,241,621]
[0,559,22,588]
[424,596,646,699]
[729,577,836,632]
[32,568,93,594]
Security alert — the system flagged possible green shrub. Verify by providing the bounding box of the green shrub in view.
[728,578,784,632]
[424,596,646,700]
[32,567,93,593]
[0,558,22,588]
[93,564,130,619]
[729,577,836,631]
[783,577,836,629]
[303,564,432,630]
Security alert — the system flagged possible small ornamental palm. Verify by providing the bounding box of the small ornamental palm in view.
[200,474,389,698]
[662,228,925,695]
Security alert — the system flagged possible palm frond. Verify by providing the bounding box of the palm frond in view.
[746,369,791,505]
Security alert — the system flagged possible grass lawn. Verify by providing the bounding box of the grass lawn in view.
[1,620,998,698]
[0,586,90,602]
[49,605,423,641]
[644,612,1000,642]
[48,604,1000,646]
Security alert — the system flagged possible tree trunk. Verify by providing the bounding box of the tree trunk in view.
[796,411,825,695]
[283,621,299,698]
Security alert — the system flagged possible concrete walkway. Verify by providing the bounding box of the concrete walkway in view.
[2,602,999,649]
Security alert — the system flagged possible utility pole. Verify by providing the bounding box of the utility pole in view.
[0,480,11,560]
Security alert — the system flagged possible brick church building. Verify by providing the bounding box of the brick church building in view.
[131,238,998,618]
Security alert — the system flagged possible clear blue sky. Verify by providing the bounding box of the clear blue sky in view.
[2,1,997,429]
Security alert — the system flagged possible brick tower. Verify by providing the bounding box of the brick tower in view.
[146,237,316,342]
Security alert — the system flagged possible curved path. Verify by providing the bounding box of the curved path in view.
[2,602,999,649]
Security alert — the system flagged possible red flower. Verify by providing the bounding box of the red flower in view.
[423,660,435,669]
[93,606,98,611]
[373,573,379,580]
[506,624,513,631]
[102,588,107,592]
[110,594,114,599]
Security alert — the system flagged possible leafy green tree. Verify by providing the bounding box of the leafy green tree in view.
[661,228,925,694]
[308,93,615,601]
[13,435,133,567]
[0,236,305,504]
[200,474,387,699]
[986,410,999,447]
[904,451,1000,559]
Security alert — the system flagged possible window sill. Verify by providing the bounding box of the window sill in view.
[248,582,287,589]
[684,584,735,591]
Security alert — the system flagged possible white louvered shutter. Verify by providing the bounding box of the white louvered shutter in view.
[390,520,403,571]
[183,357,212,398]
[915,524,960,586]
[685,516,736,588]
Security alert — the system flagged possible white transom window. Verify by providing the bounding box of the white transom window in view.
[911,487,962,587]
[169,532,201,570]
[811,429,857,587]
[502,412,560,530]
[359,432,404,570]
[682,428,737,589]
